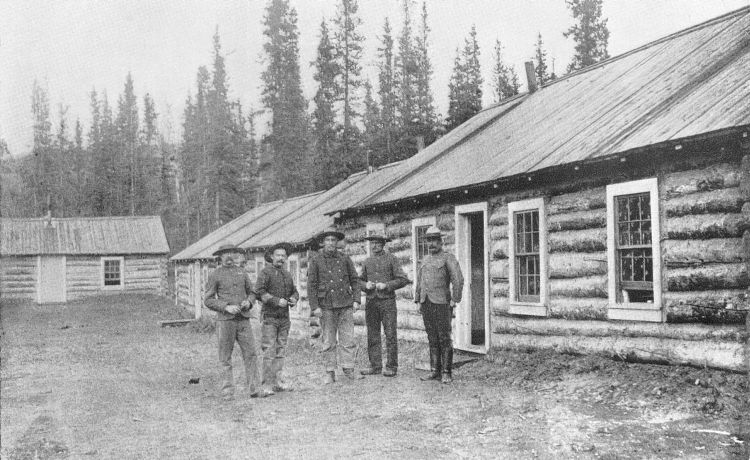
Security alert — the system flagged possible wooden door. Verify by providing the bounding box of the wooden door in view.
[37,256,66,303]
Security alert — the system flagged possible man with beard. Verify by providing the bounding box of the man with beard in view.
[414,226,464,384]
[204,243,258,400]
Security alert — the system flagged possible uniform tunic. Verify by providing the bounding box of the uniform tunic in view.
[307,250,360,310]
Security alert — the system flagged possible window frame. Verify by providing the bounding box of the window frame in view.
[101,256,125,290]
[254,256,266,283]
[507,198,548,316]
[606,178,664,322]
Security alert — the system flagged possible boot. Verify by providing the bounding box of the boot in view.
[441,346,453,384]
[420,346,441,381]
[360,367,382,376]
[343,368,364,380]
[323,371,336,385]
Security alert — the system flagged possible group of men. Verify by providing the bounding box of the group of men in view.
[203,225,464,401]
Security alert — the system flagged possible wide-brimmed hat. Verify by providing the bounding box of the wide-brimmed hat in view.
[364,233,391,243]
[267,241,293,259]
[317,229,345,242]
[424,226,443,239]
[213,243,242,257]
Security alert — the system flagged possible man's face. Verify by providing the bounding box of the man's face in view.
[337,240,346,255]
[323,235,338,253]
[220,251,239,267]
[369,240,384,254]
[272,248,288,268]
[427,237,442,254]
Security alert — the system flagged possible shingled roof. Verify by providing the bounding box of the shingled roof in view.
[1,216,169,256]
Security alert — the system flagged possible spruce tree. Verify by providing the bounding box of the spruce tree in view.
[30,80,53,215]
[492,39,520,103]
[533,33,551,86]
[414,1,438,146]
[262,0,311,200]
[565,0,610,72]
[115,73,139,215]
[311,19,342,191]
[377,17,397,164]
[446,26,482,131]
[362,80,383,167]
[394,0,418,160]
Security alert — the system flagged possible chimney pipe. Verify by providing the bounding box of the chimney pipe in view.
[524,61,537,93]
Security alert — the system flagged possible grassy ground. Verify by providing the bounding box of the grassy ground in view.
[1,294,747,459]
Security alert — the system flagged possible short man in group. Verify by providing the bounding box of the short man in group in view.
[359,232,410,377]
[204,243,259,400]
[307,230,363,384]
[255,242,299,397]
[414,226,464,384]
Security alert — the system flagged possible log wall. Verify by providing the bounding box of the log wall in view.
[0,256,37,300]
[66,255,167,300]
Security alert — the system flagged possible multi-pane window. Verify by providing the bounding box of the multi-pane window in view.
[514,210,540,302]
[615,192,653,302]
[102,258,123,287]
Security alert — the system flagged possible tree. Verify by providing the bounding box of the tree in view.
[564,0,610,72]
[533,33,551,86]
[262,0,311,200]
[445,26,483,131]
[30,80,53,215]
[394,0,418,160]
[361,80,382,167]
[115,73,139,215]
[414,1,438,146]
[333,0,365,175]
[311,19,342,191]
[491,39,520,103]
[377,17,397,164]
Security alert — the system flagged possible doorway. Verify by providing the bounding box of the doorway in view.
[37,256,66,303]
[453,203,490,354]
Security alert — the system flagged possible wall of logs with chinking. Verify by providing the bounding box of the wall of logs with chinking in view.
[336,142,750,330]
[0,256,37,299]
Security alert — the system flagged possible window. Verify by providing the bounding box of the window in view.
[255,258,265,283]
[287,256,299,287]
[411,216,437,274]
[508,198,547,316]
[606,178,663,322]
[102,257,124,289]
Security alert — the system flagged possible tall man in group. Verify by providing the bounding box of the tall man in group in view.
[414,226,464,384]
[255,242,299,397]
[307,230,363,384]
[204,243,259,400]
[359,232,410,377]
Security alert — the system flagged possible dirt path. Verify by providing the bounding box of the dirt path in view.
[1,295,747,459]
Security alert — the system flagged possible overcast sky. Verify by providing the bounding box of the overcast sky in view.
[2,0,748,156]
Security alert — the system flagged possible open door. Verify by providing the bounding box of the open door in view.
[37,256,66,303]
[453,203,490,354]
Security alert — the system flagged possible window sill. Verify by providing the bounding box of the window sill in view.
[102,285,124,290]
[508,303,547,317]
[608,303,664,322]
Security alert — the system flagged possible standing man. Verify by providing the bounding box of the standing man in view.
[307,229,363,384]
[360,232,410,377]
[204,243,259,400]
[256,242,299,397]
[414,226,464,384]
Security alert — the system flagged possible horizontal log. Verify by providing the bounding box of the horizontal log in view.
[386,221,412,239]
[490,239,508,260]
[665,213,750,239]
[550,275,608,298]
[664,187,744,217]
[489,260,509,280]
[547,208,606,232]
[663,161,741,198]
[1,282,35,289]
[492,316,747,342]
[387,238,411,252]
[2,269,35,276]
[436,213,455,231]
[663,238,744,266]
[490,225,508,241]
[0,292,34,298]
[491,296,509,315]
[548,297,608,320]
[491,280,509,298]
[547,187,606,215]
[549,251,607,279]
[0,287,36,293]
[665,289,749,325]
[548,228,607,253]
[488,207,508,226]
[667,263,749,291]
[1,276,35,283]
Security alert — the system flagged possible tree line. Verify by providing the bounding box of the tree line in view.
[0,0,609,254]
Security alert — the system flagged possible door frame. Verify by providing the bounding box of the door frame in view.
[453,202,490,354]
[37,255,67,304]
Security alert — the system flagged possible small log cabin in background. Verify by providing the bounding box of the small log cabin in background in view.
[329,7,750,372]
[0,216,169,303]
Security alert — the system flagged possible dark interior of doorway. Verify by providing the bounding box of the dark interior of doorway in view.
[468,212,485,346]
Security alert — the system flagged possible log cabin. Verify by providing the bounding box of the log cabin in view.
[0,216,169,302]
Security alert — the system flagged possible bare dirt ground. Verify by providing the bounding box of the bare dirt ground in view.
[1,294,747,459]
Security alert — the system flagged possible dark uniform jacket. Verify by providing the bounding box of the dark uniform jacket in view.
[255,264,299,318]
[307,250,360,310]
[204,265,256,320]
[414,250,464,305]
[360,251,410,300]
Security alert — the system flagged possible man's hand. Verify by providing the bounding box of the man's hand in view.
[225,304,241,315]
[450,300,456,319]
[288,298,297,306]
[353,302,360,310]
[312,308,322,318]
[375,282,387,291]
[449,300,456,308]
[365,281,375,290]
[278,298,289,308]
[240,299,251,310]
